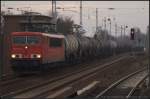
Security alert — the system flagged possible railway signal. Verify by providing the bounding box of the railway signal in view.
[130,28,135,40]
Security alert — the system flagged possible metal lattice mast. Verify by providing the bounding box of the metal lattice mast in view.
[115,23,117,37]
[121,25,123,39]
[80,0,82,26]
[96,8,98,32]
[52,0,57,32]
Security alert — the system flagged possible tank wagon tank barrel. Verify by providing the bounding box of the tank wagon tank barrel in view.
[64,35,79,62]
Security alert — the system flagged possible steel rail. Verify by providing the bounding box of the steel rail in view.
[2,53,128,97]
[126,74,148,98]
[96,67,147,98]
[1,51,128,86]
[4,55,128,98]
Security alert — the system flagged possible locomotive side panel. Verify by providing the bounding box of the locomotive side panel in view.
[46,37,65,63]
[41,36,49,64]
[42,33,65,64]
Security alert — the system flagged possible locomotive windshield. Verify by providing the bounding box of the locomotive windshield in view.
[13,36,26,44]
[13,36,40,45]
[27,36,39,44]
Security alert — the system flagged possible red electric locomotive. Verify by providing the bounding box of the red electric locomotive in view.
[10,32,65,72]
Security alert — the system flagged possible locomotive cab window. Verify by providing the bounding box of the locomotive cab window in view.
[27,36,40,45]
[49,38,62,47]
[13,36,26,44]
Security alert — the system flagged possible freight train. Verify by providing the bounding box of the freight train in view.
[10,31,143,72]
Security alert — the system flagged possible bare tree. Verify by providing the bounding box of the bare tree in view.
[56,16,74,35]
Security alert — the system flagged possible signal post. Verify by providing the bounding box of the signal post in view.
[130,28,135,55]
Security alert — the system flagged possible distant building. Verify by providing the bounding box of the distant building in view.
[3,14,56,35]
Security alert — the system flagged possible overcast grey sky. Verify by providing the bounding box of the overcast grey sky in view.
[1,1,149,37]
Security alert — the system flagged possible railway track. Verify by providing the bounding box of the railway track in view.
[1,52,141,86]
[2,55,130,98]
[1,53,131,96]
[0,73,37,86]
[95,68,148,98]
[1,52,146,98]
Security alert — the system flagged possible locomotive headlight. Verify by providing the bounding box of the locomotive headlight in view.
[31,54,41,58]
[11,54,16,58]
[37,54,41,58]
[11,54,22,58]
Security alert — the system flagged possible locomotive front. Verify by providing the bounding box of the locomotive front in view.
[10,32,43,71]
